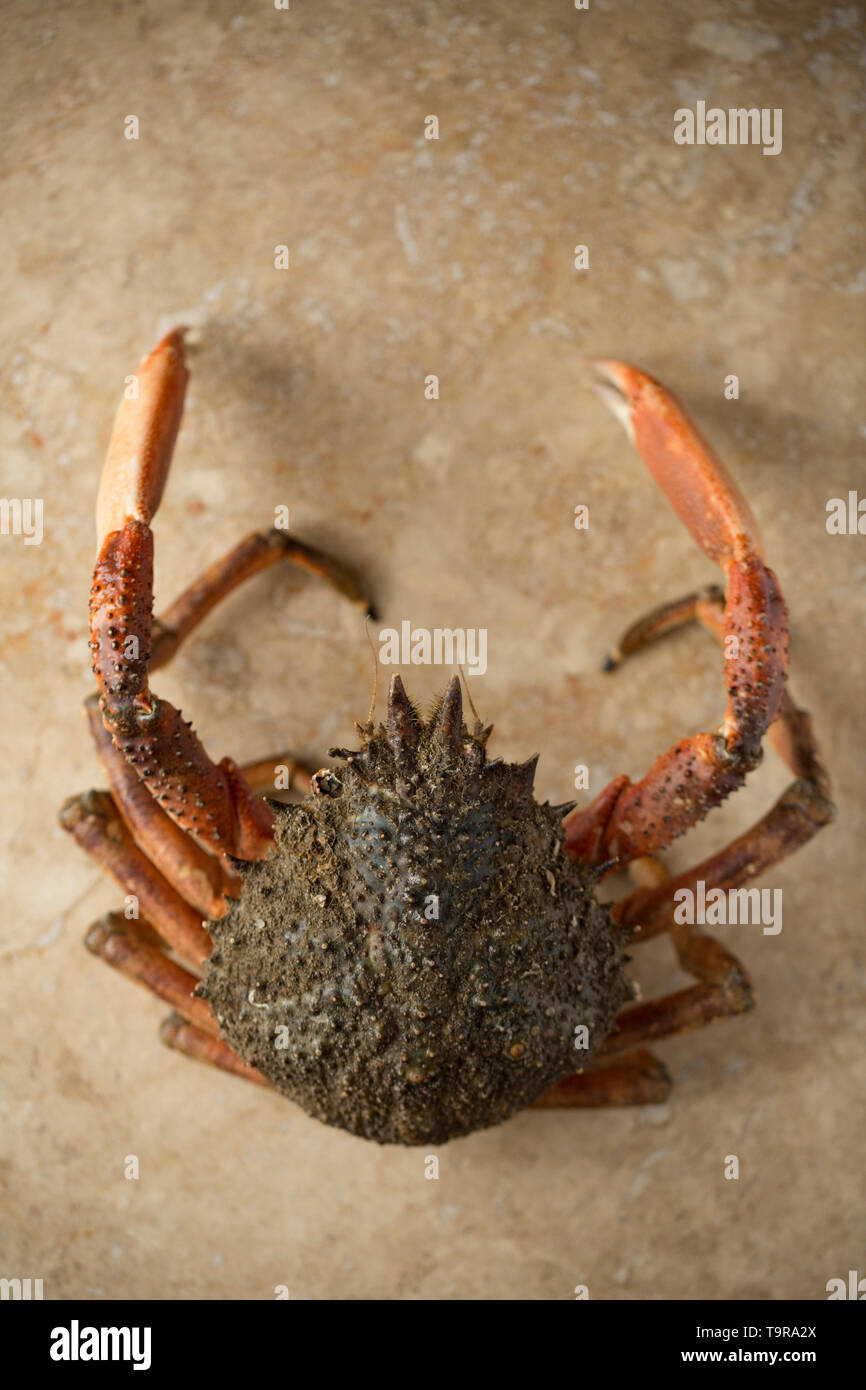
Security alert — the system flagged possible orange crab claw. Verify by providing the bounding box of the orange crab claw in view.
[96,329,189,550]
[565,362,788,867]
[90,330,275,863]
[587,360,765,567]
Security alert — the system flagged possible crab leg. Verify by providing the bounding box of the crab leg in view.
[59,789,212,967]
[576,849,757,1059]
[85,695,314,921]
[85,914,220,1035]
[602,584,726,670]
[150,531,373,670]
[85,694,239,917]
[532,1048,671,1108]
[565,362,788,867]
[91,330,374,863]
[600,931,754,1058]
[90,330,275,862]
[615,694,834,943]
[596,588,834,941]
[160,1014,269,1085]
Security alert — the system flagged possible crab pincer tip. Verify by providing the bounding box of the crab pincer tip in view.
[585,359,637,444]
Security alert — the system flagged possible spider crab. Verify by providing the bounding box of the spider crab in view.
[60,332,834,1144]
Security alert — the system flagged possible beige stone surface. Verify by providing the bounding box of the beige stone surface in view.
[1,0,864,1300]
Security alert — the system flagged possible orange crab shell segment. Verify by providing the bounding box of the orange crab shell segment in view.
[587,360,765,569]
[95,329,189,548]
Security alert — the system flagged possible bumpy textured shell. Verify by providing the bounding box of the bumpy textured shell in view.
[201,679,631,1144]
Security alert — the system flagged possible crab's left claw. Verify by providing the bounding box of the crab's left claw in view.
[96,329,189,549]
[565,362,788,867]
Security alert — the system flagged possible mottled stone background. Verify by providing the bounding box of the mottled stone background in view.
[1,0,863,1300]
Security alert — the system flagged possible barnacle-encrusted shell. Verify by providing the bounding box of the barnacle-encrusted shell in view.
[201,678,630,1144]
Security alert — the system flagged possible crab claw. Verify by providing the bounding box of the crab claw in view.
[586,359,765,568]
[96,329,189,549]
[564,360,789,867]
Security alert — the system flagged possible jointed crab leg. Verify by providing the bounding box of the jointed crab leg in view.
[59,789,212,967]
[535,854,756,1085]
[600,928,754,1059]
[150,531,373,670]
[84,694,239,918]
[532,1048,671,1108]
[85,914,220,1036]
[615,776,831,947]
[551,565,834,1082]
[604,590,834,942]
[90,331,275,862]
[69,329,380,1100]
[601,584,726,671]
[160,1014,269,1086]
[90,330,374,864]
[565,363,789,867]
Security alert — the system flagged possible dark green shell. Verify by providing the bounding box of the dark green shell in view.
[201,677,630,1144]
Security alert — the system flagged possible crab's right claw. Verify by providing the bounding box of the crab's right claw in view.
[587,360,765,568]
[565,361,788,866]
